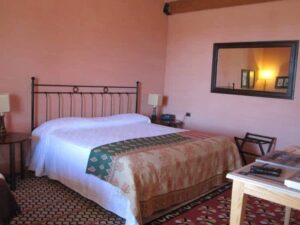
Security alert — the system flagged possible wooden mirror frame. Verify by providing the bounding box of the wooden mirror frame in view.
[211,40,299,99]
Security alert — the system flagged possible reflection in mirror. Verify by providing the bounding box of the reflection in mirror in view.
[211,41,299,99]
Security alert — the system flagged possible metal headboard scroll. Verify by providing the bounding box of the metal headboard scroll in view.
[31,77,140,131]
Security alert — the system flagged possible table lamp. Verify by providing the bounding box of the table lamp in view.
[261,70,272,90]
[148,94,162,122]
[0,94,10,136]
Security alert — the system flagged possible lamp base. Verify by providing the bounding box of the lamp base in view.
[0,115,7,137]
[150,115,157,123]
[151,107,157,123]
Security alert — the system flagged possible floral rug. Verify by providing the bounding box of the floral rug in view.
[147,183,300,225]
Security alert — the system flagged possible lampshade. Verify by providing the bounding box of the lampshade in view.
[0,94,10,113]
[148,94,162,107]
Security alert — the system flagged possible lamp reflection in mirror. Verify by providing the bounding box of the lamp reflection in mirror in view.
[261,70,273,90]
[148,94,162,123]
[0,94,10,136]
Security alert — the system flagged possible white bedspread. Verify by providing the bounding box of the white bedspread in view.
[29,114,182,225]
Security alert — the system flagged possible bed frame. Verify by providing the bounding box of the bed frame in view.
[31,77,140,131]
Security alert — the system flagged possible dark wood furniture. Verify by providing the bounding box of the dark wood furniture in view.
[234,132,277,165]
[154,119,183,128]
[163,0,283,15]
[0,133,30,190]
[0,178,20,224]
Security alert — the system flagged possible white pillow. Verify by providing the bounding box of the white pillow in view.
[33,113,150,135]
[93,113,150,126]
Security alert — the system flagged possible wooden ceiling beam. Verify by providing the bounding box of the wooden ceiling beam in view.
[163,0,284,15]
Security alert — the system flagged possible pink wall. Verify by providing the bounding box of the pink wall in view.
[0,0,167,170]
[164,0,300,148]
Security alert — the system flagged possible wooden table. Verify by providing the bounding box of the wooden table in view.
[0,133,30,190]
[226,162,300,225]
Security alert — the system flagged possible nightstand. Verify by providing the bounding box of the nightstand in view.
[154,120,183,128]
[0,133,30,190]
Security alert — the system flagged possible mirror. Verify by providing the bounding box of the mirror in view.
[211,40,299,99]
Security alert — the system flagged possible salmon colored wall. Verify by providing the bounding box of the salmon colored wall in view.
[0,0,167,171]
[164,0,300,148]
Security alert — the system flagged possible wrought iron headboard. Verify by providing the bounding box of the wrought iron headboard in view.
[31,77,140,131]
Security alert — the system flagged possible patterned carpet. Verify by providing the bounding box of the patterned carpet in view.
[11,172,125,225]
[147,183,300,225]
[10,173,300,225]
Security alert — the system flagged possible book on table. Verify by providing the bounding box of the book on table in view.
[284,171,300,190]
[255,148,300,188]
[255,149,300,171]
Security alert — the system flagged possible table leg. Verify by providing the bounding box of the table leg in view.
[20,141,25,179]
[230,180,246,225]
[9,143,16,190]
[284,207,291,225]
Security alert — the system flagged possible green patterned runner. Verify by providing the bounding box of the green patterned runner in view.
[86,133,191,181]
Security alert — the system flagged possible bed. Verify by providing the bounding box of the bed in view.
[28,77,242,225]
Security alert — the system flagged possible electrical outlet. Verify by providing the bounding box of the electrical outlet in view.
[185,112,191,117]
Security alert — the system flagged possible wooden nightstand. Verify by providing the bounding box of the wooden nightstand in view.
[154,120,183,128]
[0,133,30,190]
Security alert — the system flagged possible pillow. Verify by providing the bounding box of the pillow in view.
[93,113,150,126]
[32,113,150,137]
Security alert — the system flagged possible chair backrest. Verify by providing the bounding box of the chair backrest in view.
[234,132,277,165]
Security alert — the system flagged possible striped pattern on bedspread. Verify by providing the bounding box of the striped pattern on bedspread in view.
[86,133,191,181]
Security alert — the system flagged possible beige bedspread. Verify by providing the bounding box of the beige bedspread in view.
[87,131,242,224]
